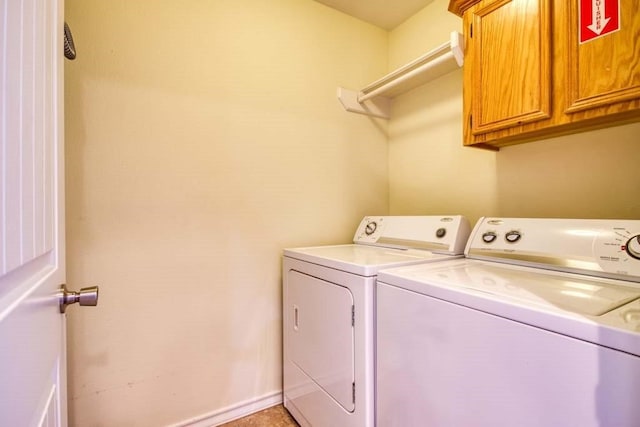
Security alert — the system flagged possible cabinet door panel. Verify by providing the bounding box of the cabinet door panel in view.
[566,1,640,113]
[471,0,551,135]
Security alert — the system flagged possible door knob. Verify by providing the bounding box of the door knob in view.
[59,284,99,313]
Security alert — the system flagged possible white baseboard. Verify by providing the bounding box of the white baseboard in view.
[169,390,283,427]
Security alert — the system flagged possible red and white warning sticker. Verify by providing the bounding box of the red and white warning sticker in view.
[579,0,620,43]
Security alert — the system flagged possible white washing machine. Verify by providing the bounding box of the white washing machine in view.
[376,217,640,427]
[282,215,471,427]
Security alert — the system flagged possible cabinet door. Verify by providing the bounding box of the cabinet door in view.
[469,0,551,135]
[564,1,640,115]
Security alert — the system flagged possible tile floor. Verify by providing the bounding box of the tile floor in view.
[220,404,299,427]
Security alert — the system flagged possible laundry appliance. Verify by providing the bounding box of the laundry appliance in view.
[282,215,471,427]
[376,217,640,427]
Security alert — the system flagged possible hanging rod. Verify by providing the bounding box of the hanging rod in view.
[338,31,464,119]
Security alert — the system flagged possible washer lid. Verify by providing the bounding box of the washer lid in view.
[381,261,640,316]
[283,244,456,276]
[458,263,640,316]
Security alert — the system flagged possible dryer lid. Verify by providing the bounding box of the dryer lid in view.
[284,244,456,276]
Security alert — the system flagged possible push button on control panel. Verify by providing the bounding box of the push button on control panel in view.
[482,231,497,243]
[505,230,522,243]
[436,228,447,238]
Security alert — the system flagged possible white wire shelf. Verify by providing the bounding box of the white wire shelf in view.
[338,31,464,119]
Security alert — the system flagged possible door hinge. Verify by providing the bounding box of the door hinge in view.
[352,382,356,403]
[351,305,355,327]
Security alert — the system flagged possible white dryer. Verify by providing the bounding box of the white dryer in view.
[282,215,471,427]
[376,217,640,427]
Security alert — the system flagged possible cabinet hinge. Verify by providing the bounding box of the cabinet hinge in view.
[352,382,356,403]
[470,23,473,38]
[351,305,355,327]
[469,114,473,128]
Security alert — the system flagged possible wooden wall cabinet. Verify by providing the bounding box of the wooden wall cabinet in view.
[449,0,640,148]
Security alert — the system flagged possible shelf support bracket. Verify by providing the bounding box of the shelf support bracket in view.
[337,87,391,119]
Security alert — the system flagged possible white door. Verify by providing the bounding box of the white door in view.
[0,0,67,425]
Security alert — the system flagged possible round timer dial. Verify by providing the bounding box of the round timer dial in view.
[595,228,640,277]
[365,221,378,236]
[626,235,640,260]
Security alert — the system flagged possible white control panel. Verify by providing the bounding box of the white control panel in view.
[353,217,387,244]
[353,216,471,255]
[466,218,640,280]
[594,225,640,277]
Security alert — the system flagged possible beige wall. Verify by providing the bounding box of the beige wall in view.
[64,1,388,425]
[65,0,640,425]
[388,0,640,225]
[388,0,498,225]
[495,124,640,218]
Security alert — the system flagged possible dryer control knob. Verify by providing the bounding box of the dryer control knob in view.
[365,221,378,236]
[626,235,640,260]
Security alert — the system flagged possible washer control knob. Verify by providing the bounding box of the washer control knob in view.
[505,230,522,243]
[626,235,640,260]
[482,231,497,243]
[365,221,377,236]
[436,228,446,238]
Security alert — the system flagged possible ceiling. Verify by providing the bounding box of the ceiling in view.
[313,0,436,30]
